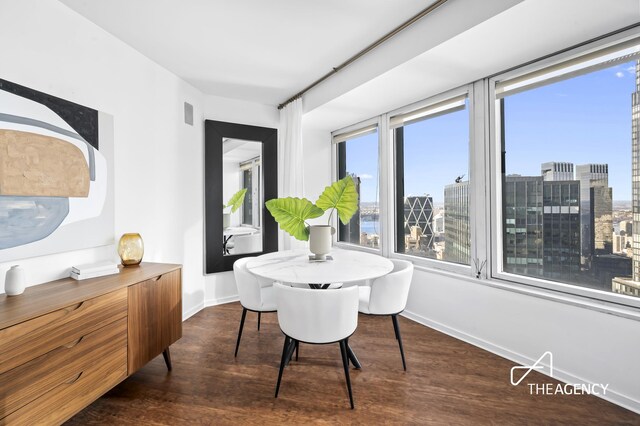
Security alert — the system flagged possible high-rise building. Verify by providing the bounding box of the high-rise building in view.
[432,212,444,234]
[612,233,632,254]
[619,220,632,236]
[503,176,544,276]
[541,162,574,181]
[575,164,612,266]
[502,173,581,280]
[612,59,640,295]
[590,185,613,254]
[403,196,434,250]
[633,59,640,282]
[443,181,470,265]
[541,179,581,280]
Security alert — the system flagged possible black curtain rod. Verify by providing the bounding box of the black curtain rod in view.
[277,0,449,110]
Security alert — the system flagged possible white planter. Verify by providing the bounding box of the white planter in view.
[309,225,335,260]
[5,265,26,296]
[223,213,231,229]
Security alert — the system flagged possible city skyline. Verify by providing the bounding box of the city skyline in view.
[344,60,636,204]
[504,60,635,201]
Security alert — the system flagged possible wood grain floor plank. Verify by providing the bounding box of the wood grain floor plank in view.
[66,302,639,425]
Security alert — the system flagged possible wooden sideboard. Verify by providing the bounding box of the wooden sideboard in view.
[0,262,182,425]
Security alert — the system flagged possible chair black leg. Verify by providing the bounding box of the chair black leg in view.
[346,343,362,369]
[234,308,247,357]
[391,315,407,371]
[295,341,299,361]
[285,338,297,366]
[258,312,261,331]
[275,336,291,398]
[392,315,400,340]
[339,339,355,409]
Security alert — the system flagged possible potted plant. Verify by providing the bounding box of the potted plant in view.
[265,176,358,259]
[223,188,247,229]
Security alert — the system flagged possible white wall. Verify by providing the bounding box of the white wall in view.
[0,0,206,317]
[301,125,333,200]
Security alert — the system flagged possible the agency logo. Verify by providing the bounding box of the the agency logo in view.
[510,351,553,386]
[510,351,609,396]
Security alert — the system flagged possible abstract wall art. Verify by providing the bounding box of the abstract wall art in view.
[0,79,114,262]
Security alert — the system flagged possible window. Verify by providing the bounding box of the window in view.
[496,37,640,299]
[329,29,640,309]
[240,157,261,227]
[392,95,471,265]
[334,125,379,249]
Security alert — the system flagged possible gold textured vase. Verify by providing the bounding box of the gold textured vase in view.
[118,233,144,266]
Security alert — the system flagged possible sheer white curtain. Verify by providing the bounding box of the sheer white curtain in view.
[278,98,305,250]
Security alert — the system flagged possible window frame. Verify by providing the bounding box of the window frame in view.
[240,156,261,228]
[488,27,640,310]
[332,116,383,254]
[386,85,477,275]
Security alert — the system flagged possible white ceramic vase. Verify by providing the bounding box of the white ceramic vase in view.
[309,225,335,260]
[5,265,26,296]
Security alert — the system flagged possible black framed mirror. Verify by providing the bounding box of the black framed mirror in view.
[204,120,278,273]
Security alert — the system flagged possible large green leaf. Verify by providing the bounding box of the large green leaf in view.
[265,197,324,241]
[316,176,359,225]
[225,188,247,213]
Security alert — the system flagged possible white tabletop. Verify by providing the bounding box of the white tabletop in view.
[246,248,394,284]
[223,226,257,237]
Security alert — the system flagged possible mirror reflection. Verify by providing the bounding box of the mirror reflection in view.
[223,138,262,255]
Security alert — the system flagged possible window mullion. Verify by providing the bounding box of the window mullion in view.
[470,81,488,279]
[379,114,393,258]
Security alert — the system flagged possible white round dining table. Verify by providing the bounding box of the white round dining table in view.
[245,248,394,285]
[246,248,394,369]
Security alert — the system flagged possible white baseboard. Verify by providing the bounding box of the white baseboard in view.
[204,294,239,307]
[182,295,239,322]
[182,301,204,321]
[401,309,640,415]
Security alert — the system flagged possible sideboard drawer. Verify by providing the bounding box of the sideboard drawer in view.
[1,335,127,426]
[0,317,127,418]
[0,288,127,375]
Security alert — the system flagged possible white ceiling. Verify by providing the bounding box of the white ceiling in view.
[58,0,639,132]
[59,0,433,105]
[304,0,640,131]
[223,139,261,163]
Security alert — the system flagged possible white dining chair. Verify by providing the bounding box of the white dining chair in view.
[274,283,359,409]
[357,259,413,370]
[233,257,277,357]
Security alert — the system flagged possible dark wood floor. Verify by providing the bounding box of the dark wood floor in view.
[67,302,638,425]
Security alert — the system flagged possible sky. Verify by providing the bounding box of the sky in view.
[344,132,379,203]
[344,60,637,204]
[504,60,636,201]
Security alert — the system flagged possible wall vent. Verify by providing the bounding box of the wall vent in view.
[184,102,193,125]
